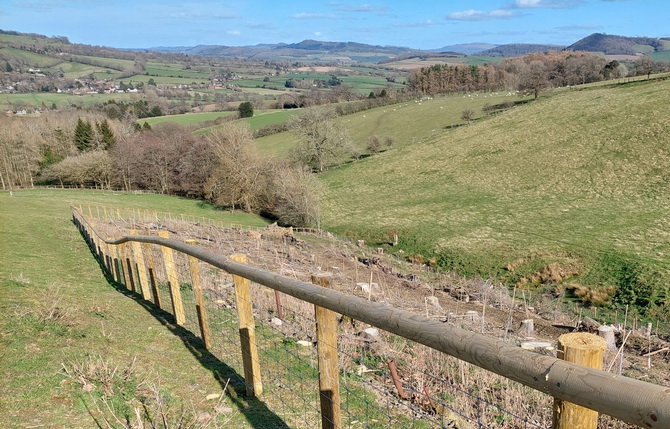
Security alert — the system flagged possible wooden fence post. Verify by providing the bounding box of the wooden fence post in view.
[112,245,123,284]
[553,333,607,429]
[157,231,185,326]
[186,240,212,350]
[130,230,152,301]
[230,253,263,397]
[142,242,161,308]
[312,272,341,429]
[120,243,133,291]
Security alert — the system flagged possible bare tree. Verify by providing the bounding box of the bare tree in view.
[204,122,273,212]
[289,107,353,172]
[461,108,475,124]
[634,56,655,79]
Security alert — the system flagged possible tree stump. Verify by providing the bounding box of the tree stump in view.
[598,325,617,351]
[520,318,535,336]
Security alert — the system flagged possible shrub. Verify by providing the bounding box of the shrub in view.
[238,101,253,118]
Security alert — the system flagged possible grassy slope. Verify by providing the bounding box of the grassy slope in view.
[254,92,527,157]
[0,191,269,428]
[318,78,670,286]
[141,111,236,127]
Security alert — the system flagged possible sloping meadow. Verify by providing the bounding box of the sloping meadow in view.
[319,78,670,313]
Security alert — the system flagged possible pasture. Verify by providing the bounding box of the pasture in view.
[0,190,270,428]
[254,92,528,157]
[317,77,670,307]
[141,110,236,127]
[0,92,136,110]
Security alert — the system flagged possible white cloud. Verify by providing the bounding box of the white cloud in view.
[511,0,583,8]
[329,3,391,14]
[393,20,435,28]
[447,9,519,21]
[227,30,240,35]
[293,12,339,19]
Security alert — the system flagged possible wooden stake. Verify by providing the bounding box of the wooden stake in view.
[142,242,161,308]
[312,272,341,429]
[387,360,408,400]
[130,230,152,301]
[186,240,212,350]
[553,333,606,429]
[158,231,185,326]
[231,253,262,397]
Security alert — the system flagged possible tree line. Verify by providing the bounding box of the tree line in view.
[0,110,325,226]
[407,51,669,98]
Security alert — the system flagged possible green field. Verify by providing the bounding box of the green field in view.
[650,51,670,62]
[141,111,236,127]
[0,47,61,68]
[255,92,528,157]
[0,92,136,110]
[144,63,211,80]
[0,190,271,428]
[316,78,670,314]
[194,109,300,135]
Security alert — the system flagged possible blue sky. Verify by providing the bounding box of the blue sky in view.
[2,0,667,50]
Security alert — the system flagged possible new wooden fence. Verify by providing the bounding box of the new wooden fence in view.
[71,206,670,429]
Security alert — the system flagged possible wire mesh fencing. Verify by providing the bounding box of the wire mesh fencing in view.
[72,205,666,429]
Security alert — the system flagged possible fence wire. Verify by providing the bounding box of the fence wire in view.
[73,204,651,429]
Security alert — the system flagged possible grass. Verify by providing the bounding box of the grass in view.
[194,109,301,135]
[48,61,118,79]
[316,77,670,311]
[255,92,528,157]
[0,47,61,68]
[141,111,236,127]
[0,190,271,427]
[0,92,136,110]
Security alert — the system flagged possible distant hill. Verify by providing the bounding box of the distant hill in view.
[479,43,565,57]
[149,40,420,63]
[428,43,498,55]
[567,33,670,55]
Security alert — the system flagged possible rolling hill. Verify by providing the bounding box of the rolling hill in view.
[478,43,565,57]
[317,77,670,308]
[568,33,670,56]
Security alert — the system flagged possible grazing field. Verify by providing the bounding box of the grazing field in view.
[254,92,528,157]
[0,92,136,110]
[0,190,269,428]
[383,56,503,70]
[141,110,236,127]
[318,77,670,311]
[0,47,61,68]
[49,61,118,79]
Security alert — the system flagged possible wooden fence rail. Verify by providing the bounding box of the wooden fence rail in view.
[71,207,670,429]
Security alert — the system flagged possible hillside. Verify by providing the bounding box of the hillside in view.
[149,39,420,63]
[318,77,670,311]
[479,43,565,57]
[568,33,670,56]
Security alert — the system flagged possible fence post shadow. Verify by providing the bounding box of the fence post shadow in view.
[75,221,291,429]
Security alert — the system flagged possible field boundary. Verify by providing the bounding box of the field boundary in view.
[72,205,670,428]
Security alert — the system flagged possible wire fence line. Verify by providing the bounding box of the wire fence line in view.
[71,205,669,429]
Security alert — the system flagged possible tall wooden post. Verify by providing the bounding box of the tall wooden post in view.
[157,231,185,326]
[186,240,212,350]
[130,230,152,301]
[142,242,161,308]
[120,243,133,291]
[112,245,123,284]
[312,272,341,429]
[553,333,607,429]
[230,253,262,397]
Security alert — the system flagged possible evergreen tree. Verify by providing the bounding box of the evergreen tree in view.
[96,120,116,150]
[238,101,254,118]
[74,118,93,152]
